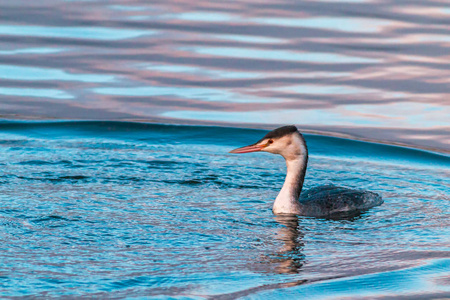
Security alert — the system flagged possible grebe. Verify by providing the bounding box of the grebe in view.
[229,125,383,217]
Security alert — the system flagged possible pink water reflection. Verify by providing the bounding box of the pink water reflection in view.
[0,0,449,152]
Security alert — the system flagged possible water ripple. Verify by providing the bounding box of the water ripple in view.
[0,0,448,152]
[0,0,450,296]
[0,122,448,299]
[0,25,155,40]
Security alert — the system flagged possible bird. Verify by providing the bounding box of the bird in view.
[229,125,383,217]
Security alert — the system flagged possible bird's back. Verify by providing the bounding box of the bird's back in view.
[299,185,383,217]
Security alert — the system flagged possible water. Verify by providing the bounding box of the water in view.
[0,0,449,152]
[0,121,449,298]
[1,0,449,297]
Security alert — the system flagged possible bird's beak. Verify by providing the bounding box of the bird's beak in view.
[229,143,265,154]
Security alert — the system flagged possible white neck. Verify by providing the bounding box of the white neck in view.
[270,131,308,215]
[272,156,307,214]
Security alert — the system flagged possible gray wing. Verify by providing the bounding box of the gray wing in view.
[299,185,383,217]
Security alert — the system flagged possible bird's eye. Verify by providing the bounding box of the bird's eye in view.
[268,139,274,144]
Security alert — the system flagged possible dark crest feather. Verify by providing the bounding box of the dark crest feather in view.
[258,125,298,142]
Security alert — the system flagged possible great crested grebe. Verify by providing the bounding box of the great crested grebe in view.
[229,125,383,216]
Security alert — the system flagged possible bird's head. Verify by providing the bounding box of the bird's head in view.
[229,125,307,160]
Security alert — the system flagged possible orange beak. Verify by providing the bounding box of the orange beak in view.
[229,143,265,154]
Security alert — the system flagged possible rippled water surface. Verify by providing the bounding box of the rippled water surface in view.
[1,0,450,297]
[0,0,449,151]
[0,121,449,298]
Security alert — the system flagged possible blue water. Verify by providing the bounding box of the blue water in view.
[0,121,449,298]
[1,0,450,297]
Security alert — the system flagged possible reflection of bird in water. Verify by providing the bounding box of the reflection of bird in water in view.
[272,215,305,274]
[230,125,383,217]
